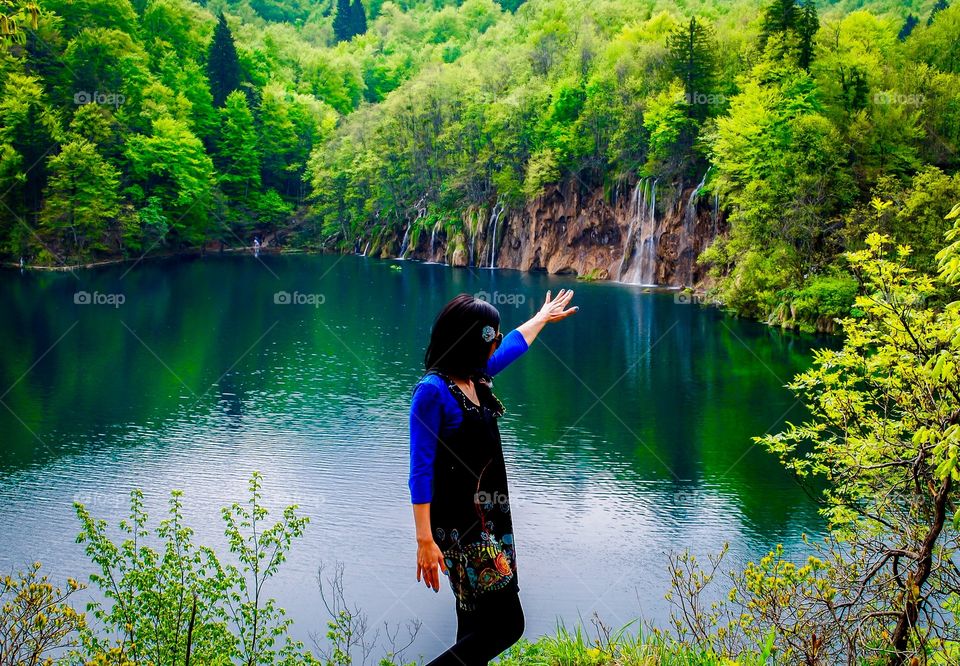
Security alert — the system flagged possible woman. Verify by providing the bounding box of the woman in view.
[409,289,578,665]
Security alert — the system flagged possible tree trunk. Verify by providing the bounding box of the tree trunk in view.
[887,474,952,665]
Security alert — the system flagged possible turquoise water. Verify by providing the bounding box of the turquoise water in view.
[0,254,829,658]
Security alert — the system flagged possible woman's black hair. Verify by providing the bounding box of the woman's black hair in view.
[424,294,501,379]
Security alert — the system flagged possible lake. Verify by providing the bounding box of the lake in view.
[0,253,829,659]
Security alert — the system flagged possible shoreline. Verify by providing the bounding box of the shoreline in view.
[5,245,799,329]
[0,246,293,272]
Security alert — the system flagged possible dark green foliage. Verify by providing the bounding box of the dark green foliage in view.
[928,0,949,25]
[207,12,241,108]
[332,0,354,42]
[796,1,818,70]
[761,0,799,41]
[898,13,919,40]
[350,0,367,36]
[666,17,718,120]
[760,0,819,70]
[250,0,309,23]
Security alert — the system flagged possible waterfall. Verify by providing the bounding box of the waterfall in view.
[618,177,660,286]
[363,240,370,256]
[399,195,427,259]
[617,178,645,280]
[690,169,710,226]
[675,168,710,287]
[712,192,720,237]
[487,199,504,268]
[468,216,477,267]
[398,224,412,259]
[636,178,659,285]
[429,225,437,262]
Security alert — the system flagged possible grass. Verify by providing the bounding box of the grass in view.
[493,622,768,666]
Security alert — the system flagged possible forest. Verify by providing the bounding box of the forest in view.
[0,0,958,325]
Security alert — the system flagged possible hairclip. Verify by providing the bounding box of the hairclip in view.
[481,325,496,342]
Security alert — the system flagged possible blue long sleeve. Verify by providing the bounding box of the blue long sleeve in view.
[408,328,529,504]
[409,380,444,504]
[486,329,528,376]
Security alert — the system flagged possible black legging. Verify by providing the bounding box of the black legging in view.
[426,588,525,665]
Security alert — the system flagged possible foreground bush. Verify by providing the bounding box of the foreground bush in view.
[74,472,315,666]
[0,562,86,665]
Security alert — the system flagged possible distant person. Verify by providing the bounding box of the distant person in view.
[410,290,578,665]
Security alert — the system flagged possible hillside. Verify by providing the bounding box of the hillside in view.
[1,0,958,329]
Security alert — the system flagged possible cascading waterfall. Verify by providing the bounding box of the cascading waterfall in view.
[619,177,660,286]
[399,195,427,259]
[398,224,412,259]
[675,168,711,287]
[362,240,370,256]
[687,169,710,232]
[429,225,437,262]
[617,178,645,280]
[468,214,477,267]
[638,178,659,285]
[487,199,504,268]
[712,192,720,237]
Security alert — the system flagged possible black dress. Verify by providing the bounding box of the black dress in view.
[428,371,518,611]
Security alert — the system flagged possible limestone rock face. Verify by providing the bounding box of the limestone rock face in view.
[395,176,723,288]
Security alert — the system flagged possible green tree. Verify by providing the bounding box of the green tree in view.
[665,16,717,120]
[217,90,260,197]
[758,222,960,664]
[332,0,354,42]
[350,0,367,37]
[41,140,120,258]
[760,0,818,69]
[706,66,855,316]
[796,0,818,71]
[760,0,799,41]
[43,0,138,39]
[207,12,241,108]
[126,116,214,246]
[63,28,151,113]
[258,85,299,198]
[898,13,919,40]
[928,0,949,26]
[0,74,61,247]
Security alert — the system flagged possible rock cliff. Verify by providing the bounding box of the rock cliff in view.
[371,175,723,288]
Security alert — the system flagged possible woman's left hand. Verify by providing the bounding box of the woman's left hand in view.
[535,289,578,324]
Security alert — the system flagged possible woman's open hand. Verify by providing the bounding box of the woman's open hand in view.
[536,289,578,324]
[517,289,577,346]
[416,538,447,592]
